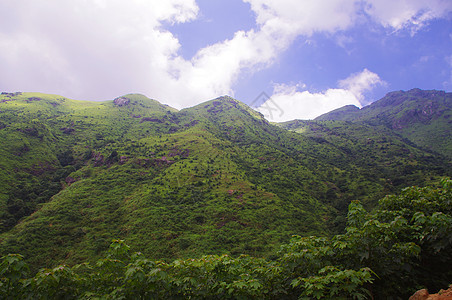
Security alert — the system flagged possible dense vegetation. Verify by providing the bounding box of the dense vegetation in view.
[1,179,451,299]
[0,91,450,272]
[311,89,452,158]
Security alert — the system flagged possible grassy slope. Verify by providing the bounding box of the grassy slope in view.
[315,89,452,157]
[0,92,449,270]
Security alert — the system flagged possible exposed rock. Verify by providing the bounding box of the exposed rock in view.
[113,97,130,106]
[410,286,452,300]
[391,101,442,129]
[410,289,430,300]
[65,176,77,186]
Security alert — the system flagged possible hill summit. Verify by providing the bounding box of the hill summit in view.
[0,90,450,270]
[314,89,451,157]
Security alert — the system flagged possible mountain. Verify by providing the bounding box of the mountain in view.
[314,89,452,157]
[0,91,450,270]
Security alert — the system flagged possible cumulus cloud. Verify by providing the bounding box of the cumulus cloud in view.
[256,69,384,121]
[0,0,450,109]
[0,0,200,105]
[173,29,283,106]
[338,68,386,101]
[245,0,359,36]
[256,86,361,121]
[364,0,452,33]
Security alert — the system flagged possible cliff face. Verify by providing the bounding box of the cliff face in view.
[314,89,452,157]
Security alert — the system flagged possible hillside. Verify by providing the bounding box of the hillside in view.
[314,89,452,157]
[0,91,450,270]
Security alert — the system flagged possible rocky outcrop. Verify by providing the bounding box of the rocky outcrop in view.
[113,97,130,106]
[391,101,443,129]
[409,285,452,300]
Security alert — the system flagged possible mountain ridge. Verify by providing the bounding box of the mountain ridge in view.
[312,88,452,157]
[0,89,450,270]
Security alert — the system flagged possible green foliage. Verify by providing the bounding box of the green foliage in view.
[0,254,28,298]
[376,177,452,293]
[1,179,450,299]
[292,266,373,300]
[312,89,452,158]
[0,92,450,278]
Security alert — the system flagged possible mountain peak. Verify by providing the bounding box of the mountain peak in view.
[201,95,242,108]
[111,94,178,112]
[311,88,451,157]
[369,89,447,109]
[315,104,360,121]
[0,88,449,273]
[182,95,265,121]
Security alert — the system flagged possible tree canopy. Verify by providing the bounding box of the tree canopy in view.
[1,178,450,299]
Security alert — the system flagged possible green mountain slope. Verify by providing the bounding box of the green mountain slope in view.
[314,89,452,157]
[0,91,449,270]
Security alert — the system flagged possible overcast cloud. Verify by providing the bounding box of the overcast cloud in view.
[0,0,451,119]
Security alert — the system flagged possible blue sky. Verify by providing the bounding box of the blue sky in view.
[0,0,451,120]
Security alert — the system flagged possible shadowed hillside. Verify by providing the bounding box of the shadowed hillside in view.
[313,89,452,157]
[0,91,449,270]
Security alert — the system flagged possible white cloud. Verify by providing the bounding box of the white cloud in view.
[0,0,450,109]
[165,0,449,108]
[257,87,360,121]
[245,0,359,36]
[338,68,386,101]
[0,0,200,104]
[364,0,452,33]
[257,69,384,122]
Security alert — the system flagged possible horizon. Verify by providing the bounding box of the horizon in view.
[3,87,449,121]
[1,1,451,121]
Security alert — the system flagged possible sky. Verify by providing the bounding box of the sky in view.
[0,0,451,121]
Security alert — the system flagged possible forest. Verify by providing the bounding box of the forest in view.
[1,179,451,298]
[0,90,451,298]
